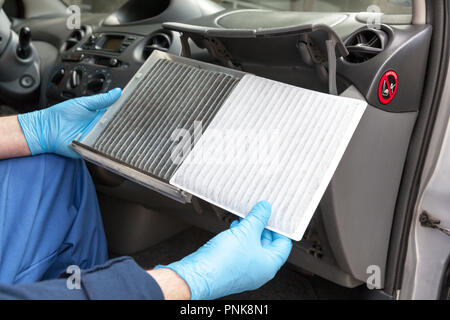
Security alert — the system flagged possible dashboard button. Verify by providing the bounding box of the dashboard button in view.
[109,58,119,67]
[51,68,65,86]
[20,75,34,88]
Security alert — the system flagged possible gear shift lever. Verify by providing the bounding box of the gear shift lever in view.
[17,26,32,59]
[0,14,40,99]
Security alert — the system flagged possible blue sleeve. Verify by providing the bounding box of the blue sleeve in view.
[0,257,164,300]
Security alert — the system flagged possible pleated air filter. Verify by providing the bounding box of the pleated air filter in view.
[73,51,244,201]
[73,51,367,241]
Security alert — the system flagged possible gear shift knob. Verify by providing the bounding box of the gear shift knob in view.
[17,26,32,59]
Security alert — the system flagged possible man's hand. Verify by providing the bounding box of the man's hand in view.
[155,201,293,300]
[17,88,122,158]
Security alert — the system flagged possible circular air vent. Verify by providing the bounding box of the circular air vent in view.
[61,26,88,52]
[344,28,388,63]
[142,31,172,60]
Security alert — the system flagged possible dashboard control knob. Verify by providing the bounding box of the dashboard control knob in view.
[69,69,82,89]
[87,74,106,93]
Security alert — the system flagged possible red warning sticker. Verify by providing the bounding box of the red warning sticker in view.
[378,70,398,104]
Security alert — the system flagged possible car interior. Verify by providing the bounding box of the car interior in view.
[0,0,448,299]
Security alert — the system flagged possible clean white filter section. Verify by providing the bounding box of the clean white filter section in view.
[170,74,367,241]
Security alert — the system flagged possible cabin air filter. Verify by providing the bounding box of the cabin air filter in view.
[72,51,367,241]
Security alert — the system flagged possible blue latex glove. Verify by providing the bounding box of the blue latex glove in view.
[157,201,293,300]
[18,88,122,159]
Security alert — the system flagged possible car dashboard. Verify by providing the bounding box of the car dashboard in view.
[12,0,432,289]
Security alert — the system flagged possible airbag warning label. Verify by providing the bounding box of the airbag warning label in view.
[378,70,398,104]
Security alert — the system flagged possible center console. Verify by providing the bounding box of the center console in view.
[46,28,179,104]
[46,31,144,103]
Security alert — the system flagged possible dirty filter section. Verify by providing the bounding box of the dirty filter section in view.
[91,59,240,181]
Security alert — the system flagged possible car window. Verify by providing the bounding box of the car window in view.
[61,0,129,13]
[61,0,412,16]
[215,0,412,14]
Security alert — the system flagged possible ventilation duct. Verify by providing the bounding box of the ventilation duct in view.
[344,28,388,63]
[62,27,87,52]
[142,31,172,60]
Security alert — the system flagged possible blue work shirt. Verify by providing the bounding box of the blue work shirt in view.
[0,257,164,300]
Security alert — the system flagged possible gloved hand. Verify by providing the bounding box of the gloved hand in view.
[157,201,293,300]
[18,88,122,159]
